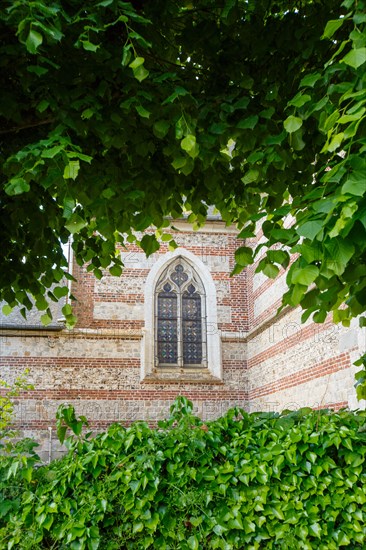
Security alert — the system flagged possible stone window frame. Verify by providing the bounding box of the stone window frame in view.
[141,248,222,382]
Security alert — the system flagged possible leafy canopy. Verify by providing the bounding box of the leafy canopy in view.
[1,0,366,335]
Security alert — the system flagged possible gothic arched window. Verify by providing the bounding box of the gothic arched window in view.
[155,258,207,368]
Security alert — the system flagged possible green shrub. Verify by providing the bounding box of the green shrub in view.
[1,396,366,549]
[0,371,40,534]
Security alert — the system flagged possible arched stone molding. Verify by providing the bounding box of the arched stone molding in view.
[141,248,222,382]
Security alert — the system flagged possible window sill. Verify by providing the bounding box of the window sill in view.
[142,368,224,385]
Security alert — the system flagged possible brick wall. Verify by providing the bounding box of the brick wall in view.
[246,231,366,412]
[1,220,365,461]
[0,222,249,460]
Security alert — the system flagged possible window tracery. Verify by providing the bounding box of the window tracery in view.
[155,259,207,368]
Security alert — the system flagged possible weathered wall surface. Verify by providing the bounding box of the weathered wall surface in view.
[247,244,366,413]
[1,221,365,462]
[0,223,248,460]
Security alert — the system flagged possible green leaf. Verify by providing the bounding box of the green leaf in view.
[297,220,323,240]
[291,265,319,286]
[181,134,196,153]
[109,265,122,276]
[62,304,72,317]
[236,115,258,129]
[263,263,279,279]
[133,65,149,82]
[241,169,259,184]
[42,146,64,159]
[341,173,366,196]
[63,161,80,180]
[284,115,303,133]
[26,29,43,54]
[324,238,355,276]
[129,56,144,69]
[65,214,87,234]
[2,304,13,316]
[140,234,160,257]
[81,40,99,52]
[37,99,49,112]
[322,19,344,39]
[309,522,321,538]
[53,286,69,299]
[288,93,311,108]
[5,177,30,196]
[81,108,95,120]
[299,72,321,88]
[235,246,253,266]
[153,120,170,138]
[121,46,132,66]
[41,313,52,325]
[136,105,151,118]
[172,157,187,170]
[341,48,366,69]
[187,536,199,550]
[324,132,344,152]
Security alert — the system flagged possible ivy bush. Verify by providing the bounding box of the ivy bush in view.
[1,396,366,549]
[0,372,40,534]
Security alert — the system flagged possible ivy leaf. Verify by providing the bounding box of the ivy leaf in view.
[2,304,13,316]
[288,93,311,108]
[236,115,258,129]
[65,214,87,234]
[322,19,344,39]
[187,536,199,550]
[41,313,52,326]
[5,177,30,196]
[181,134,196,153]
[297,221,323,240]
[309,522,322,538]
[235,246,253,266]
[341,48,366,69]
[341,172,366,196]
[140,234,160,256]
[153,120,170,138]
[63,161,80,180]
[324,238,355,275]
[25,29,43,54]
[284,115,303,133]
[81,40,99,52]
[109,265,122,276]
[291,265,319,286]
[299,72,321,88]
[136,105,151,118]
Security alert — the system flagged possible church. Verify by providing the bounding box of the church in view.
[1,215,364,460]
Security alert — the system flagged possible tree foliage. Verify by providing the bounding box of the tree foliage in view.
[1,397,366,548]
[1,0,366,334]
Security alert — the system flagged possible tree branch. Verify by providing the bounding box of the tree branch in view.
[0,118,55,136]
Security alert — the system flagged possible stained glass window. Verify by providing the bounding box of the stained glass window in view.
[155,259,206,368]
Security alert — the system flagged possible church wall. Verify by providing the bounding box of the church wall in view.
[0,224,249,461]
[2,220,366,462]
[247,256,366,413]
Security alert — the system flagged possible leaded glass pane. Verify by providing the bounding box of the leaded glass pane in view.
[171,264,188,287]
[158,292,177,319]
[158,341,178,364]
[182,293,202,364]
[157,292,178,363]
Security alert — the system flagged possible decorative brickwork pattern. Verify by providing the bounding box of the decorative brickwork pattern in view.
[1,221,365,461]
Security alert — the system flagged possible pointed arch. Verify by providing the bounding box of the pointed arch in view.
[142,248,222,380]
